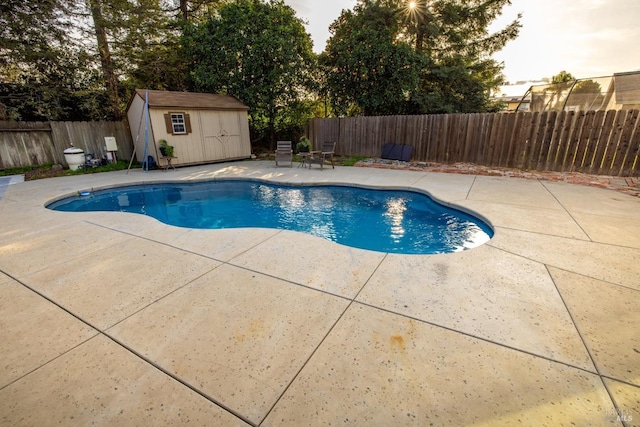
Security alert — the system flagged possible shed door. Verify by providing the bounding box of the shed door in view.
[200,111,242,161]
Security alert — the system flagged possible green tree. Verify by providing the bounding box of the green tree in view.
[0,49,106,121]
[551,70,575,84]
[1,0,223,121]
[407,0,520,112]
[0,0,73,68]
[540,70,576,111]
[166,0,221,21]
[85,0,198,117]
[87,0,123,120]
[108,0,190,98]
[0,0,105,120]
[321,2,424,116]
[323,0,520,115]
[109,0,224,95]
[182,0,316,147]
[1,0,130,120]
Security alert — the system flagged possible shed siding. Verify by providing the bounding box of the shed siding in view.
[128,90,251,167]
[148,107,251,166]
[150,107,205,165]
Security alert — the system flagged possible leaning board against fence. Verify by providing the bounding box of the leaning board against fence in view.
[306,109,640,177]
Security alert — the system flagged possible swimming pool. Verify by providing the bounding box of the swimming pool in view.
[47,180,493,254]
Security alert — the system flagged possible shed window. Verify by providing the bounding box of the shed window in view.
[171,113,186,134]
[164,112,192,135]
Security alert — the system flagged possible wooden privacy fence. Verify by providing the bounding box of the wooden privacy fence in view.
[306,109,640,177]
[0,121,133,169]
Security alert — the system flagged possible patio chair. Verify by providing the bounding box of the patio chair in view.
[309,141,336,170]
[275,141,293,167]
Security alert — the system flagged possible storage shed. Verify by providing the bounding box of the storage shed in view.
[127,89,251,168]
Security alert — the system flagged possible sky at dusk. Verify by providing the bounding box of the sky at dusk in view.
[284,0,640,87]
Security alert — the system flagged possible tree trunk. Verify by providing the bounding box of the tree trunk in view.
[88,0,122,120]
[268,119,276,151]
[268,100,277,151]
[180,0,189,21]
[416,29,423,52]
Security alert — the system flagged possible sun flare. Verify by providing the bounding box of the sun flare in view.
[404,0,425,21]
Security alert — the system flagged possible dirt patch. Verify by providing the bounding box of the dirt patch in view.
[24,166,66,181]
[355,159,640,197]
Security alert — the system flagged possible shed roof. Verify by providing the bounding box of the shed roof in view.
[133,89,249,111]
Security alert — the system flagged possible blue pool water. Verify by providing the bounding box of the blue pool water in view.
[47,180,493,254]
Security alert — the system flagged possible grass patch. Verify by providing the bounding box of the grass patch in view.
[67,159,139,175]
[338,156,366,166]
[0,165,46,177]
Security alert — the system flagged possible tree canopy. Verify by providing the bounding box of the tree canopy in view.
[182,0,315,146]
[551,70,575,84]
[1,0,520,133]
[0,0,221,120]
[322,0,520,115]
[320,2,424,116]
[0,0,103,120]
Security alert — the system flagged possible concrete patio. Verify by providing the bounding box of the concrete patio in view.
[0,160,638,426]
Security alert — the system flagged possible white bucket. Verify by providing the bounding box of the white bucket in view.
[63,147,85,171]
